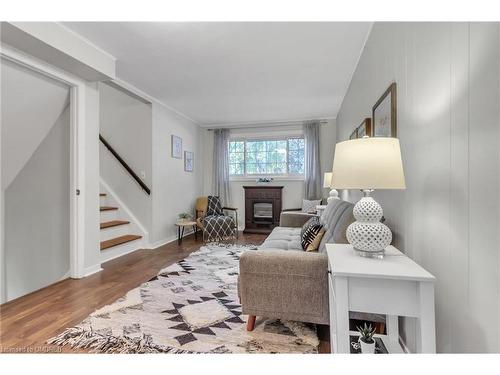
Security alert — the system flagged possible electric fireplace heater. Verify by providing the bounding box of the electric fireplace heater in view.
[243,186,283,234]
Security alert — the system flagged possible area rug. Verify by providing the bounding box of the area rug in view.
[48,243,319,353]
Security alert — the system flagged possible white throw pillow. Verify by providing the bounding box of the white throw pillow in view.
[302,199,322,213]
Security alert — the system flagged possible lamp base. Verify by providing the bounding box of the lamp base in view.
[326,189,339,204]
[346,192,392,258]
[353,248,385,259]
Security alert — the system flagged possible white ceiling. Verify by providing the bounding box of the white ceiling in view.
[62,22,371,126]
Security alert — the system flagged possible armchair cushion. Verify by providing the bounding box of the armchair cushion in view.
[196,196,208,213]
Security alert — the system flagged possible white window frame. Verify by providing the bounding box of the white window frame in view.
[228,136,305,180]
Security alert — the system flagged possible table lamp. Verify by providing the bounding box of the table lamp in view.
[331,137,406,258]
[323,172,339,203]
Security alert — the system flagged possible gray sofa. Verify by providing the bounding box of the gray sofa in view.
[238,199,355,329]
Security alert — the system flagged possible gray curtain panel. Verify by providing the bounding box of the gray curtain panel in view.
[303,120,322,200]
[213,128,231,206]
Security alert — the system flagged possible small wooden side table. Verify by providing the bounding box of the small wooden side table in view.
[175,221,197,245]
[326,243,436,353]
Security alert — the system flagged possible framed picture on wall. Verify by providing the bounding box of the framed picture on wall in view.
[171,135,182,159]
[372,82,397,137]
[184,151,194,172]
[356,118,372,138]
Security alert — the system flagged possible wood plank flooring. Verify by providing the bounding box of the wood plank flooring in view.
[100,234,142,250]
[100,220,130,229]
[0,232,329,353]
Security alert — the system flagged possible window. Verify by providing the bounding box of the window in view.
[228,138,305,177]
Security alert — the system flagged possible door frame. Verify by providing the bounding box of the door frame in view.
[1,44,87,299]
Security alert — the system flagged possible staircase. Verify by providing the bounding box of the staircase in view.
[99,192,144,261]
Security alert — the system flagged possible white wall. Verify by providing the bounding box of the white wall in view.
[336,22,500,353]
[151,103,204,245]
[1,58,69,189]
[201,120,337,229]
[98,82,204,247]
[83,82,102,271]
[5,106,70,301]
[99,82,153,235]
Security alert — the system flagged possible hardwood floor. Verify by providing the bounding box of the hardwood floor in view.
[0,232,329,353]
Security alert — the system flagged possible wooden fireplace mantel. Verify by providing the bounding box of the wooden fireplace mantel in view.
[243,185,283,234]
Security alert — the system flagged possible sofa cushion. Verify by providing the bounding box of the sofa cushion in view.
[318,199,355,253]
[259,227,303,251]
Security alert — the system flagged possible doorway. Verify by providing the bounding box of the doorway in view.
[0,48,86,303]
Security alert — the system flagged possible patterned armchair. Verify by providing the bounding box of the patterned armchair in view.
[195,196,238,242]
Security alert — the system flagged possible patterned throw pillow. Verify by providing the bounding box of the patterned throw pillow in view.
[206,196,223,216]
[302,199,322,213]
[300,217,325,252]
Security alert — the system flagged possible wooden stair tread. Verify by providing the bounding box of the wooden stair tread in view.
[99,193,107,196]
[100,220,130,229]
[100,206,118,211]
[100,235,142,250]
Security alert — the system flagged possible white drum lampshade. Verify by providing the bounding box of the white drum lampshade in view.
[331,137,406,258]
[323,172,339,203]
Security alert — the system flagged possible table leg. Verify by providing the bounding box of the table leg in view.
[417,281,436,353]
[386,315,399,343]
[334,276,350,353]
[177,226,181,245]
[193,225,197,240]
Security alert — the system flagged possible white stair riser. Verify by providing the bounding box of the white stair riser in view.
[100,238,143,263]
[100,209,117,222]
[100,224,130,241]
[99,196,107,206]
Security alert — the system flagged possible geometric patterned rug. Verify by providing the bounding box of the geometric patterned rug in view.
[47,243,319,353]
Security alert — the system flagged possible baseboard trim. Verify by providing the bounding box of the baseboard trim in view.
[83,264,103,277]
[147,229,196,249]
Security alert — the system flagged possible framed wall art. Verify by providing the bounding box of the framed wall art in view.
[171,135,183,159]
[372,82,397,137]
[184,151,194,172]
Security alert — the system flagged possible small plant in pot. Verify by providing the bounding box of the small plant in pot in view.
[178,212,191,222]
[357,323,376,354]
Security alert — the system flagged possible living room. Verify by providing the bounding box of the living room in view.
[1,0,500,373]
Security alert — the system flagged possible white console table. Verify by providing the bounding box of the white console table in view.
[326,244,436,353]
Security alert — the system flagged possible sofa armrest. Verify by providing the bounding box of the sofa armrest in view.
[238,250,329,325]
[279,211,316,227]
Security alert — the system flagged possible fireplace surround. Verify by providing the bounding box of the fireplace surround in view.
[243,186,283,234]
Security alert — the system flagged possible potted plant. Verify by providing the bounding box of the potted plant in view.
[357,323,376,354]
[178,212,191,222]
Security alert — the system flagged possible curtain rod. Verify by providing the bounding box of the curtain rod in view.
[205,119,330,131]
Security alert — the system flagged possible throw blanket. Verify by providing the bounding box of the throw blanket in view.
[203,215,235,242]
